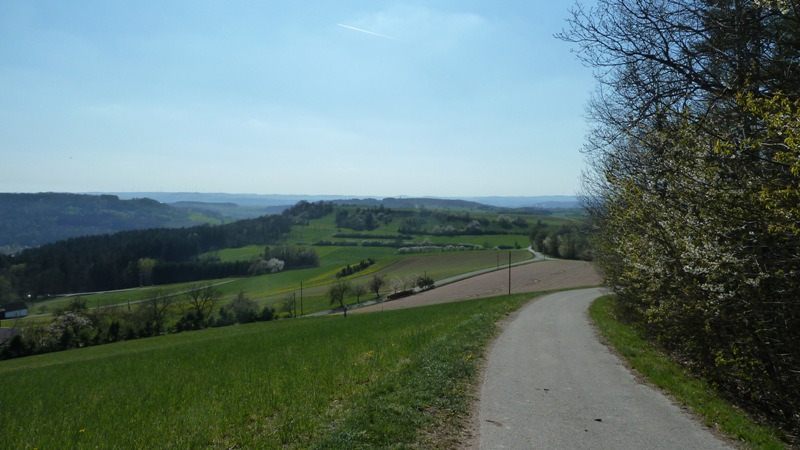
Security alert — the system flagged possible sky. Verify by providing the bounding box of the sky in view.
[0,1,595,198]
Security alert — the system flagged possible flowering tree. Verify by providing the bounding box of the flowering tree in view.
[560,0,800,432]
[265,258,285,273]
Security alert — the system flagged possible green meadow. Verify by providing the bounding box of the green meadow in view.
[0,292,541,448]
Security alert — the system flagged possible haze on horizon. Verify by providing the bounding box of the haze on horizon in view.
[0,1,594,198]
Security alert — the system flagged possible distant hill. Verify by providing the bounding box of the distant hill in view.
[104,192,581,210]
[168,201,285,222]
[1,192,582,253]
[330,197,558,214]
[461,196,582,209]
[0,193,198,253]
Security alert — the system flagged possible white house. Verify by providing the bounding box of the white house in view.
[1,302,28,319]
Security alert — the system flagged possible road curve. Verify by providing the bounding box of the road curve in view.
[474,288,732,449]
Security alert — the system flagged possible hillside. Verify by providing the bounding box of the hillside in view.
[106,192,581,210]
[0,193,198,252]
[1,192,581,253]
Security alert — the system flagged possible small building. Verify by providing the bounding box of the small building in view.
[1,302,28,319]
[0,327,22,345]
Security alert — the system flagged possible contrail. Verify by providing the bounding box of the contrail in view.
[337,23,398,41]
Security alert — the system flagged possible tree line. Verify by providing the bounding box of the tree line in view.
[0,284,276,360]
[529,223,591,260]
[560,0,800,437]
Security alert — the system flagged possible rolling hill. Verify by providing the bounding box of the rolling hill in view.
[0,193,200,253]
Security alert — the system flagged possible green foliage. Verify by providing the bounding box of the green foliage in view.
[590,295,789,449]
[335,258,375,279]
[264,245,320,269]
[563,0,800,437]
[334,206,392,231]
[530,223,591,260]
[416,274,435,291]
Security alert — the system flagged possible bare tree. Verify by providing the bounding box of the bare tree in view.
[327,279,351,312]
[402,276,417,292]
[184,283,222,328]
[279,292,297,318]
[137,288,177,336]
[351,283,367,304]
[389,277,404,294]
[368,274,385,298]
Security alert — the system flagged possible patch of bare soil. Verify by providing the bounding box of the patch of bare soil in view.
[354,260,601,314]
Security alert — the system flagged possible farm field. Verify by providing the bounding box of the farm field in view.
[0,291,545,448]
[13,248,536,327]
[355,259,601,313]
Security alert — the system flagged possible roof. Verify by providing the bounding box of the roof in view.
[1,302,28,312]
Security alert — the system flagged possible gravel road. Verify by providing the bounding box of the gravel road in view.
[473,288,732,449]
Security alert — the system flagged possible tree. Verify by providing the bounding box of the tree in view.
[279,292,297,318]
[389,277,404,294]
[248,259,269,276]
[416,274,435,291]
[138,258,156,286]
[49,310,93,350]
[229,291,260,324]
[327,279,351,311]
[137,288,176,336]
[401,276,417,292]
[351,283,367,304]
[559,0,800,433]
[62,296,88,313]
[266,258,285,273]
[368,274,385,298]
[184,283,221,328]
[0,275,18,304]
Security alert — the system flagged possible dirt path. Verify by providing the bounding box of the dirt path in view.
[353,260,601,313]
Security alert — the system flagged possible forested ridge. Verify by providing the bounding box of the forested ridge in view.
[0,201,333,296]
[0,193,199,252]
[560,0,800,439]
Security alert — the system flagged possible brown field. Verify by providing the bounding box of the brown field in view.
[354,259,602,313]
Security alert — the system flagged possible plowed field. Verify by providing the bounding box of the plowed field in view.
[355,260,602,313]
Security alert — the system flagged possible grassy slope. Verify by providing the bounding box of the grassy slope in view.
[0,293,540,449]
[589,295,789,449]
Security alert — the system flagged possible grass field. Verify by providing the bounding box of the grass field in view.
[0,292,542,448]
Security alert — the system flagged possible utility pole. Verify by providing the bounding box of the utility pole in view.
[508,251,512,295]
[300,281,304,317]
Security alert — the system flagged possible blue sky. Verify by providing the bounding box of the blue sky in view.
[0,1,594,197]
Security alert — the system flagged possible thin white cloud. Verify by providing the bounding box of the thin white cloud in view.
[342,5,487,55]
[336,23,398,41]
